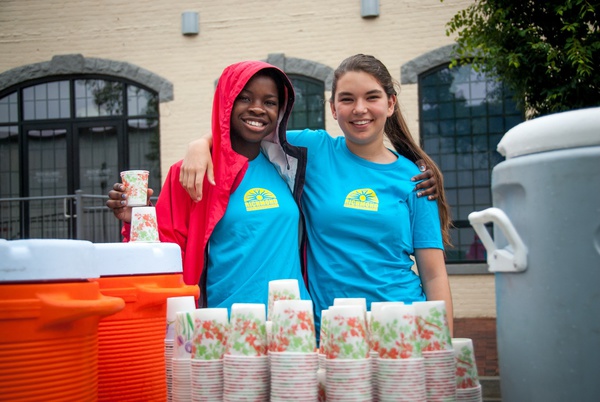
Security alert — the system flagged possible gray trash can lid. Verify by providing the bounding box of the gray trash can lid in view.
[498,107,600,159]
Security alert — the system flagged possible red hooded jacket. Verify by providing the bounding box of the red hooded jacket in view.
[121,61,307,304]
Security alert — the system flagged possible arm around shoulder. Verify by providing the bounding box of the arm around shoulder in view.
[180,136,214,201]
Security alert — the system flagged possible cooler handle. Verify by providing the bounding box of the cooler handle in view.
[468,207,528,273]
[135,284,200,308]
[38,293,125,326]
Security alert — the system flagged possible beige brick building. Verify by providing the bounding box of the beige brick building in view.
[1,0,504,377]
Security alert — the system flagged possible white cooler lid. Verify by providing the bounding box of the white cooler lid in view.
[0,239,97,281]
[498,107,600,159]
[94,242,183,276]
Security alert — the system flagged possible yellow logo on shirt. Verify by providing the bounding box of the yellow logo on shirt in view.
[244,188,279,211]
[344,188,379,211]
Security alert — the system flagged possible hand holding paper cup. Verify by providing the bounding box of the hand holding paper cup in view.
[120,170,149,207]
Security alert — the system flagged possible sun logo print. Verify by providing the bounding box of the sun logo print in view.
[244,188,279,211]
[344,188,379,211]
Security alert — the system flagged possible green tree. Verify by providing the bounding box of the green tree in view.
[443,0,600,118]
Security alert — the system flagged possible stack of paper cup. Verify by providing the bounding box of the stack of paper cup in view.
[269,299,318,401]
[414,301,456,402]
[318,309,329,370]
[165,296,196,401]
[370,301,405,400]
[372,303,426,402]
[223,303,269,401]
[325,305,371,401]
[317,309,329,401]
[190,308,229,402]
[453,338,482,402]
[172,311,195,402]
[267,279,301,321]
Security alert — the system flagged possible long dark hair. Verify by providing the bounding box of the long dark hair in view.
[331,54,452,247]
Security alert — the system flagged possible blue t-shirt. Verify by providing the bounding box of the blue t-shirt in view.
[287,129,443,332]
[206,151,310,314]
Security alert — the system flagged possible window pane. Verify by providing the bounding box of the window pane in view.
[288,76,325,130]
[75,79,123,117]
[128,85,158,116]
[419,64,524,263]
[0,93,19,123]
[78,126,118,195]
[22,81,71,120]
[128,118,161,195]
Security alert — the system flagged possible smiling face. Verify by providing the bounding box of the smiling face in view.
[330,71,396,148]
[230,73,280,159]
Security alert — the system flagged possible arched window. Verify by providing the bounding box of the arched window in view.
[288,75,325,130]
[419,64,523,263]
[0,76,160,240]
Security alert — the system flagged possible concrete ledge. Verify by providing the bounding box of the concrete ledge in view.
[447,263,490,275]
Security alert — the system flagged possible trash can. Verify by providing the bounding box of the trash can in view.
[0,239,125,402]
[468,107,600,402]
[93,242,199,402]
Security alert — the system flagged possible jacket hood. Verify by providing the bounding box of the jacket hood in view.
[211,60,296,193]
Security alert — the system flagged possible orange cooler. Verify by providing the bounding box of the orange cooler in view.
[0,239,125,402]
[93,242,199,402]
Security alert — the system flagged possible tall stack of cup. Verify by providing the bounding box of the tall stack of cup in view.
[223,303,269,402]
[166,296,196,401]
[172,311,195,402]
[325,304,371,401]
[369,301,405,401]
[269,299,318,401]
[317,309,330,401]
[414,301,456,402]
[452,338,482,402]
[190,308,229,402]
[371,303,426,402]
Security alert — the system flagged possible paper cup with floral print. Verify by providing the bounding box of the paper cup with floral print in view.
[191,308,229,360]
[174,311,195,358]
[130,206,159,242]
[166,296,196,340]
[227,303,267,356]
[319,309,330,357]
[120,169,149,207]
[269,299,316,353]
[333,297,367,311]
[370,303,421,359]
[326,305,370,360]
[267,279,301,321]
[452,337,480,389]
[413,300,453,352]
[369,301,405,351]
